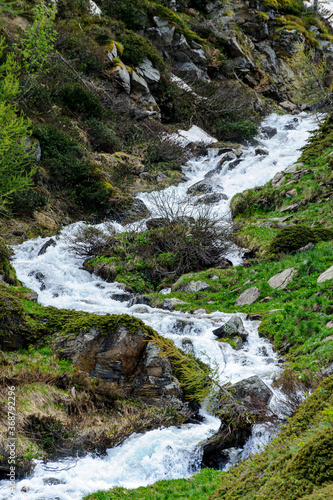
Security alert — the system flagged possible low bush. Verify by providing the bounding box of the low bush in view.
[86,118,122,153]
[268,225,333,254]
[117,30,165,70]
[9,187,48,216]
[59,82,103,118]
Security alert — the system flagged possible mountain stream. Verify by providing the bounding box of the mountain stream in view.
[0,112,319,500]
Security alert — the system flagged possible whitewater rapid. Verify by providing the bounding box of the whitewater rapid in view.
[0,112,319,500]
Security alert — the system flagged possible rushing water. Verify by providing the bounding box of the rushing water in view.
[0,113,319,500]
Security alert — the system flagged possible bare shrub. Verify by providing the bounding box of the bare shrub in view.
[66,223,116,257]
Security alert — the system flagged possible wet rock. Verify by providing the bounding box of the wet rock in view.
[235,287,260,306]
[108,292,131,302]
[43,478,65,485]
[228,158,243,170]
[128,295,151,307]
[187,179,217,195]
[246,313,263,321]
[298,242,315,253]
[181,338,195,354]
[261,126,277,138]
[255,147,269,155]
[317,265,333,284]
[177,280,210,293]
[268,268,296,289]
[231,376,273,406]
[38,238,56,256]
[163,298,188,310]
[284,118,299,130]
[195,193,228,204]
[212,316,248,341]
[134,342,184,404]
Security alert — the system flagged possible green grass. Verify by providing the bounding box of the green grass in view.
[84,468,223,500]
[151,240,333,380]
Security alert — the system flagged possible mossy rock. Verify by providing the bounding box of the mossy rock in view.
[268,225,333,254]
[285,428,333,486]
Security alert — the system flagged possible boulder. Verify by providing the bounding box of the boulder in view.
[261,126,277,138]
[113,63,131,94]
[231,376,273,406]
[163,298,188,310]
[212,316,248,341]
[326,321,333,329]
[268,268,296,289]
[255,147,269,155]
[195,193,228,204]
[317,265,333,284]
[235,287,260,306]
[177,280,211,293]
[279,100,297,112]
[187,179,218,195]
[38,238,56,256]
[136,58,160,85]
[134,342,184,404]
[271,172,285,187]
[131,70,149,94]
[298,242,315,253]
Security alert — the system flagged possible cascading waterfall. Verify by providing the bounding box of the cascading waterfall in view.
[0,113,319,500]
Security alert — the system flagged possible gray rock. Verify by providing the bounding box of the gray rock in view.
[26,290,38,302]
[317,265,333,284]
[193,308,207,315]
[261,126,277,138]
[291,168,309,180]
[279,100,297,112]
[235,287,260,306]
[153,15,169,28]
[326,321,333,329]
[322,362,333,377]
[255,147,269,156]
[107,42,118,63]
[231,375,273,406]
[178,280,211,293]
[298,242,315,253]
[38,238,56,256]
[226,38,245,57]
[271,172,285,187]
[131,70,149,94]
[195,193,228,205]
[181,337,195,354]
[279,202,300,213]
[187,179,216,195]
[136,58,160,85]
[212,316,248,341]
[163,298,188,310]
[284,162,303,173]
[114,63,131,94]
[322,335,333,342]
[268,267,296,289]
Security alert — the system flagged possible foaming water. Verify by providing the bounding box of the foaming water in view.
[0,113,317,500]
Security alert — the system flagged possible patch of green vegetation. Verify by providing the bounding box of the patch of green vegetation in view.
[84,467,223,500]
[152,240,333,379]
[268,225,333,254]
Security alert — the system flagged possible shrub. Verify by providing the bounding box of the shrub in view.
[59,82,102,118]
[268,225,333,254]
[104,0,149,29]
[286,428,333,485]
[9,187,48,216]
[117,30,165,70]
[86,118,122,153]
[33,124,109,212]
